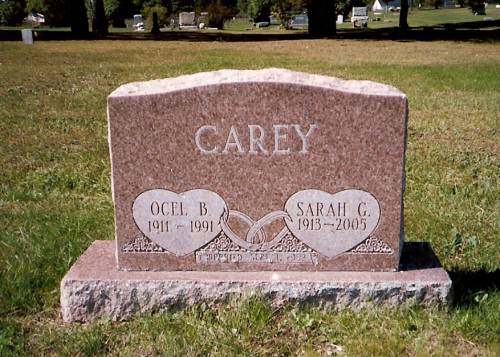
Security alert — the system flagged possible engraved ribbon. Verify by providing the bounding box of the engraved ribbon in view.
[219,209,292,252]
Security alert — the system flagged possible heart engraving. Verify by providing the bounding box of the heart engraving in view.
[133,189,227,256]
[284,189,380,258]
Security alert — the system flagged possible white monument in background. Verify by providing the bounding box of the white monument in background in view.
[372,0,388,12]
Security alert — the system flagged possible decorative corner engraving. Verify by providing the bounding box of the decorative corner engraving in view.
[266,233,315,253]
[122,235,166,253]
[198,232,315,253]
[199,234,244,252]
[195,231,320,265]
[348,236,393,254]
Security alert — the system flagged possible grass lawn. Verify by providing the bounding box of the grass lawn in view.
[337,7,500,29]
[225,7,500,31]
[0,39,499,355]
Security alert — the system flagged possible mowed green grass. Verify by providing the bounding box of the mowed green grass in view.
[0,40,499,355]
[224,8,500,31]
[338,7,500,29]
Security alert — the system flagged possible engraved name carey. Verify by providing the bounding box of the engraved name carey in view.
[195,124,317,155]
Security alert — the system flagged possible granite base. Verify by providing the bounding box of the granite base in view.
[61,240,452,322]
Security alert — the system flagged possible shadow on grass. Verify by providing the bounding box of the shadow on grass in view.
[449,269,499,307]
[1,20,499,42]
[400,242,443,270]
[400,243,498,307]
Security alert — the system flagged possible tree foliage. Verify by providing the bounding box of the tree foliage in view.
[69,0,89,34]
[237,0,249,14]
[26,0,46,13]
[143,3,169,28]
[206,0,236,28]
[171,0,195,12]
[248,0,273,22]
[468,0,485,14]
[0,0,27,25]
[91,0,108,35]
[271,0,305,28]
[1,0,69,26]
[44,0,68,26]
[105,0,122,26]
[335,0,367,18]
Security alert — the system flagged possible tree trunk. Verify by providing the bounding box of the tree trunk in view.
[399,0,409,29]
[92,0,108,37]
[308,0,336,37]
[151,12,160,34]
[69,0,89,36]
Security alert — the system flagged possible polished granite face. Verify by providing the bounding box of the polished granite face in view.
[107,69,408,271]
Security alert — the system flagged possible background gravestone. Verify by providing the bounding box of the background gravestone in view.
[107,69,407,272]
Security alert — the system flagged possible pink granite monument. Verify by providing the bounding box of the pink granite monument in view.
[60,69,451,322]
[108,69,406,271]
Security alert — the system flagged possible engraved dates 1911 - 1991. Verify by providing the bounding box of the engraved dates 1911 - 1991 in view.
[133,189,228,257]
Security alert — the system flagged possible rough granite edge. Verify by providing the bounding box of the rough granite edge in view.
[108,68,406,99]
[61,279,452,322]
[60,241,452,322]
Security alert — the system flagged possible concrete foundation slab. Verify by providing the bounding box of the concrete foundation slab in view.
[61,241,452,322]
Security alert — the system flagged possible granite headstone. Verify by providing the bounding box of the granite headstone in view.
[60,69,452,322]
[107,69,408,271]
